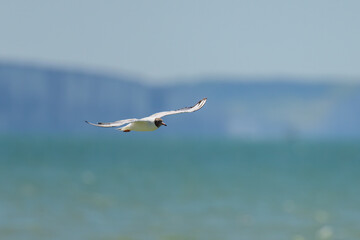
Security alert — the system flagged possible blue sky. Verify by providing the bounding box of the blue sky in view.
[1,0,359,82]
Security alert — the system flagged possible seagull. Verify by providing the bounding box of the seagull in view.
[85,98,207,132]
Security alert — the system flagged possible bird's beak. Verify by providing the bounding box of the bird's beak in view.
[162,122,167,126]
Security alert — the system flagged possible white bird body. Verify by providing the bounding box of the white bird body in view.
[86,98,207,132]
[120,120,158,132]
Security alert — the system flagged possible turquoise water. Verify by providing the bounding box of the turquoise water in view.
[0,136,360,240]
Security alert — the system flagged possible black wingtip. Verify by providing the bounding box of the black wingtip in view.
[198,98,207,104]
[85,120,89,124]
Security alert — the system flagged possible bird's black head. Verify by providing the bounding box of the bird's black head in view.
[154,118,167,128]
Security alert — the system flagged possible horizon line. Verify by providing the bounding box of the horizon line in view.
[1,58,359,85]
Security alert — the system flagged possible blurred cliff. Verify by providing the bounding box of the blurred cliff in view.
[1,62,359,139]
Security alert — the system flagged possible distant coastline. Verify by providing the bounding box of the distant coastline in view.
[1,61,359,139]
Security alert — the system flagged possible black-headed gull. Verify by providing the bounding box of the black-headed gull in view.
[85,98,207,132]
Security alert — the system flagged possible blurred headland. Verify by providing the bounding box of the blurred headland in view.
[1,62,359,139]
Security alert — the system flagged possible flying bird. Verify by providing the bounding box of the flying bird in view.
[85,98,207,132]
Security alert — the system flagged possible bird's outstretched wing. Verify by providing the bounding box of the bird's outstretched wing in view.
[85,118,138,128]
[145,98,207,119]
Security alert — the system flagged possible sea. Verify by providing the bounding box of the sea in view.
[0,135,359,240]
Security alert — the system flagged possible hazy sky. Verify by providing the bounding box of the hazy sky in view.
[1,0,360,82]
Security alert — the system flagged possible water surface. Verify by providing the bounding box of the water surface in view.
[0,136,359,240]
